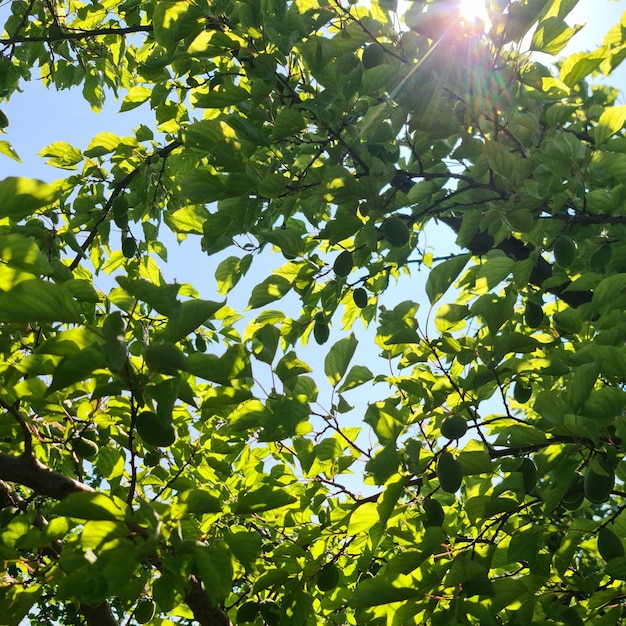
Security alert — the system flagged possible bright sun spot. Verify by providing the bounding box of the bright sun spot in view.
[458,0,492,30]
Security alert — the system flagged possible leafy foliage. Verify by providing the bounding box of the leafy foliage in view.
[1,0,626,624]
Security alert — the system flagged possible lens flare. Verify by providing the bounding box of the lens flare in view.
[458,0,491,30]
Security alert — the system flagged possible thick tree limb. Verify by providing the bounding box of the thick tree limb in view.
[0,452,93,499]
[0,472,119,626]
[79,602,119,626]
[186,577,231,626]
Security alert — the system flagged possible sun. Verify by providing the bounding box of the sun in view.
[458,0,492,31]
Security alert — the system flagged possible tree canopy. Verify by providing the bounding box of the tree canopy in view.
[2,0,626,624]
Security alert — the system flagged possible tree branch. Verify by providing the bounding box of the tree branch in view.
[185,576,231,626]
[0,452,93,499]
[79,602,119,626]
[69,140,182,271]
[0,25,153,45]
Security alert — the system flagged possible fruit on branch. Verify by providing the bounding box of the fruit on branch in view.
[440,415,467,440]
[422,498,445,527]
[236,601,260,624]
[597,526,625,562]
[71,436,99,460]
[135,411,177,448]
[437,451,463,493]
[589,243,611,272]
[553,235,577,269]
[353,287,368,309]
[122,236,137,258]
[362,44,384,69]
[382,216,410,248]
[584,457,615,504]
[316,563,340,591]
[519,458,537,494]
[333,251,353,277]
[134,599,156,624]
[513,381,532,404]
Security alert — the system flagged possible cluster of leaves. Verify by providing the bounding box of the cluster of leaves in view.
[2,0,626,624]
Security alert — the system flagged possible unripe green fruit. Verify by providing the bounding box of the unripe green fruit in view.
[422,498,445,527]
[598,526,625,562]
[440,415,467,440]
[114,212,129,229]
[194,335,207,352]
[111,195,129,217]
[236,600,259,624]
[382,217,410,248]
[590,243,612,272]
[333,251,353,277]
[362,44,384,69]
[259,601,280,626]
[71,437,99,460]
[584,457,615,504]
[353,287,368,309]
[313,322,330,345]
[553,235,577,268]
[524,301,544,328]
[122,237,137,258]
[136,411,176,448]
[134,599,156,624]
[316,563,340,591]
[519,458,537,494]
[562,473,584,510]
[513,381,532,403]
[437,451,463,493]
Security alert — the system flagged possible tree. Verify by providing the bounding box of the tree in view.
[1,0,626,623]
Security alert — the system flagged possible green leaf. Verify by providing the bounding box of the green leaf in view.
[559,50,605,87]
[324,333,358,386]
[0,584,42,626]
[595,105,626,145]
[83,132,121,157]
[347,502,379,535]
[164,299,224,341]
[255,173,287,198]
[53,493,127,521]
[271,109,306,141]
[225,530,262,573]
[337,365,374,393]
[116,277,181,316]
[39,141,83,169]
[152,0,204,49]
[192,84,251,108]
[0,177,60,219]
[179,489,222,514]
[350,577,419,608]
[0,140,21,162]
[248,275,292,308]
[215,254,253,295]
[234,486,297,514]
[426,254,471,305]
[531,17,581,55]
[49,348,106,392]
[565,361,600,413]
[192,544,234,605]
[0,279,81,323]
[120,86,152,112]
